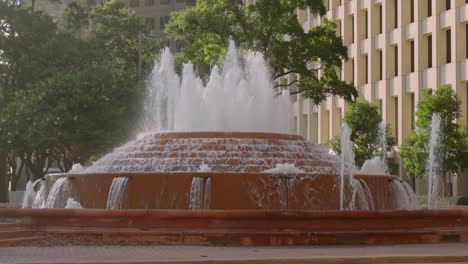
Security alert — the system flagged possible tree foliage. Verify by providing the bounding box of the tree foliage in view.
[400,86,468,179]
[330,99,396,168]
[165,0,356,104]
[0,0,159,183]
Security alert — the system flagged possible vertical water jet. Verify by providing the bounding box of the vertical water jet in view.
[427,113,441,208]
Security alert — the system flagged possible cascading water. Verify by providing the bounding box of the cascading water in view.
[21,181,35,208]
[189,177,204,210]
[264,163,305,174]
[65,198,82,209]
[32,179,46,209]
[427,113,442,208]
[106,177,130,209]
[391,180,418,210]
[45,177,72,208]
[360,157,388,175]
[203,178,211,210]
[278,176,296,210]
[340,123,373,210]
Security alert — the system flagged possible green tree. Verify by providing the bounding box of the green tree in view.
[0,0,159,188]
[400,86,468,182]
[0,0,60,197]
[330,99,396,168]
[165,0,356,104]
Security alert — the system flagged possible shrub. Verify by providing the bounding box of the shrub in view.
[456,197,468,205]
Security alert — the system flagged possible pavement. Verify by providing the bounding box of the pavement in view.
[1,243,468,264]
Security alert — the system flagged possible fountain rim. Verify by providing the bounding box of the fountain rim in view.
[139,131,304,140]
[46,171,401,180]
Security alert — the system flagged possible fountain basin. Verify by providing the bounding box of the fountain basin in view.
[45,172,407,210]
[40,132,415,210]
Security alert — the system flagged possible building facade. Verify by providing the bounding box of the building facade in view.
[124,0,194,45]
[36,0,193,43]
[290,0,468,195]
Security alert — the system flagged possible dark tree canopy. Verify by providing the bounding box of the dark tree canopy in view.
[0,0,159,184]
[165,0,356,104]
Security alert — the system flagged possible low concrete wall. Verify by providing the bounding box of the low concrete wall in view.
[1,209,468,246]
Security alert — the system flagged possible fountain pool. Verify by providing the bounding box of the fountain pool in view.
[4,42,460,247]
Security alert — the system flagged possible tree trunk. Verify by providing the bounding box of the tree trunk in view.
[0,151,9,203]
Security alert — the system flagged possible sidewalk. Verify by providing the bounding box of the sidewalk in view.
[1,243,468,264]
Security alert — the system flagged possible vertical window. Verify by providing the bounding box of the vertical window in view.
[466,24,468,58]
[130,0,139,7]
[365,11,368,39]
[145,17,155,30]
[379,50,383,80]
[395,97,399,144]
[365,55,368,84]
[379,5,383,34]
[446,0,451,10]
[447,29,452,63]
[337,21,342,37]
[379,100,383,117]
[410,0,414,23]
[428,35,433,68]
[394,45,398,76]
[410,41,415,72]
[351,59,355,84]
[428,0,432,17]
[411,94,415,129]
[160,16,170,30]
[340,62,343,80]
[351,16,355,43]
[394,0,398,29]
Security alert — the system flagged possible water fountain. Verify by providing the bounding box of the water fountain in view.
[427,113,442,208]
[33,41,409,211]
[6,42,467,247]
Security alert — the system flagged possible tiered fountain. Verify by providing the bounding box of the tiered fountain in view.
[38,42,413,211]
[4,43,468,246]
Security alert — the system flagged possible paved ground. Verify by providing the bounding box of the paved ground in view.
[1,243,468,264]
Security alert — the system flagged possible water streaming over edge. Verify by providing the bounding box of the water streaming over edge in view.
[106,177,130,209]
[21,181,35,208]
[45,177,71,208]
